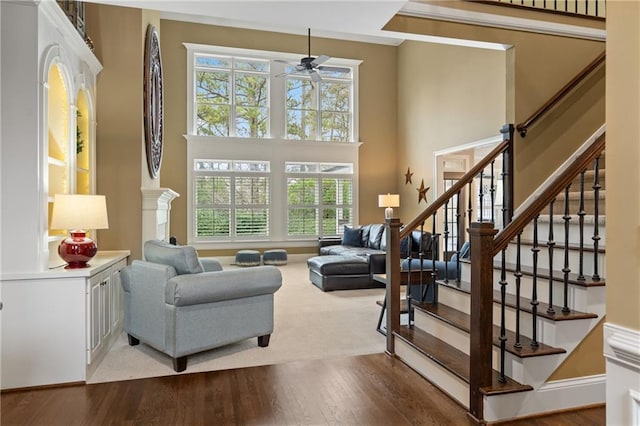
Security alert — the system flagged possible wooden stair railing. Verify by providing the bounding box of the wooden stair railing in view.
[475,0,607,19]
[516,51,605,137]
[385,124,514,355]
[469,126,605,420]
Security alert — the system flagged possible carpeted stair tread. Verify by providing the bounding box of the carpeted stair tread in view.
[412,302,566,358]
[393,326,532,396]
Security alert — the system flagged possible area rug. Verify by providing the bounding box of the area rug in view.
[87,256,386,383]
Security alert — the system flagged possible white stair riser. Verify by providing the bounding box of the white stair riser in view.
[395,338,469,408]
[413,306,564,386]
[459,263,604,313]
[501,244,605,279]
[520,218,606,247]
[439,284,603,347]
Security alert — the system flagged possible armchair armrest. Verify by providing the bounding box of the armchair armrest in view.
[166,266,282,307]
[368,253,386,275]
[200,257,223,272]
[318,236,343,254]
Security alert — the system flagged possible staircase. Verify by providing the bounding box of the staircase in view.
[383,126,605,422]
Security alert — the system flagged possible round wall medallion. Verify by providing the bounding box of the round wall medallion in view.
[144,24,163,179]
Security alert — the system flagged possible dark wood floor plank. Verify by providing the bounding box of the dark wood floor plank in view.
[1,353,604,425]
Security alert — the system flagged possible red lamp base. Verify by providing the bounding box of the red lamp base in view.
[58,231,98,269]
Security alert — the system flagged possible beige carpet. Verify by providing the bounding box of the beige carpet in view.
[87,256,386,383]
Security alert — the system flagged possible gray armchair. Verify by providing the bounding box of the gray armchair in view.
[121,240,282,372]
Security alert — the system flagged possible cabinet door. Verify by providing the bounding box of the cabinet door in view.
[110,265,124,330]
[88,274,103,364]
[100,274,112,341]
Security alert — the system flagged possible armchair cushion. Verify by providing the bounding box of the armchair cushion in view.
[144,240,204,275]
[166,266,283,307]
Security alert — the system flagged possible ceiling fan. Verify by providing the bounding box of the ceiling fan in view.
[276,28,351,83]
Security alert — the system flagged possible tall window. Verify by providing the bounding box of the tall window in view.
[185,44,361,246]
[286,162,353,237]
[194,160,270,240]
[195,55,269,138]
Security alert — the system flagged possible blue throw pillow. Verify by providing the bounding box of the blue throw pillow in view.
[342,226,363,247]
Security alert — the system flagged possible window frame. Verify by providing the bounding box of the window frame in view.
[184,43,362,249]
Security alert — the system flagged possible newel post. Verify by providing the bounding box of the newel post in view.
[468,222,498,422]
[385,218,402,355]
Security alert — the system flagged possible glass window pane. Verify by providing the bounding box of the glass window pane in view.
[321,82,350,112]
[195,176,230,204]
[197,104,230,136]
[321,112,350,142]
[235,73,268,107]
[287,178,318,205]
[287,110,317,140]
[285,163,318,173]
[286,78,315,109]
[235,177,269,205]
[287,208,318,235]
[320,163,353,174]
[235,208,268,236]
[196,71,230,104]
[196,208,230,237]
[195,55,231,69]
[235,59,269,72]
[236,106,268,138]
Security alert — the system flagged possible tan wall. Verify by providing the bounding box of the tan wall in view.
[87,4,154,261]
[385,15,605,206]
[397,41,506,220]
[606,2,640,330]
[159,20,398,245]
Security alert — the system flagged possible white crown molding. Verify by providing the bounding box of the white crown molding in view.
[399,2,606,42]
[604,322,640,371]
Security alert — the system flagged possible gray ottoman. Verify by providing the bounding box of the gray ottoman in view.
[263,249,287,266]
[307,255,381,291]
[235,250,261,266]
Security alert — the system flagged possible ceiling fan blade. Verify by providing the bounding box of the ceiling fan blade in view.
[317,65,351,74]
[310,70,322,83]
[274,59,299,65]
[312,55,330,66]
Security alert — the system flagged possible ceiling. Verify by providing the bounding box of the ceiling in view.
[87,0,411,45]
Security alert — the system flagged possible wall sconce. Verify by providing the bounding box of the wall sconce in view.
[50,194,109,269]
[378,193,400,219]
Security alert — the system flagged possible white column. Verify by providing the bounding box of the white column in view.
[141,188,179,254]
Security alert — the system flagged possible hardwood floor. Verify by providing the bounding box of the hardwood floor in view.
[1,353,604,425]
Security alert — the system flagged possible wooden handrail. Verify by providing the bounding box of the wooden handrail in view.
[493,130,605,254]
[399,138,510,240]
[516,52,605,138]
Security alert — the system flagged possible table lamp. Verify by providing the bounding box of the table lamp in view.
[378,193,400,219]
[50,194,109,269]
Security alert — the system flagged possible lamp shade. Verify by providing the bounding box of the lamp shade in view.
[50,194,109,269]
[51,194,109,231]
[378,193,400,208]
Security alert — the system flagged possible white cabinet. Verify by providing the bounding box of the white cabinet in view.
[87,257,127,373]
[0,251,129,390]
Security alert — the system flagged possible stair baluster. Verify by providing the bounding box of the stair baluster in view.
[431,213,438,293]
[592,156,601,281]
[514,232,523,348]
[531,215,540,347]
[547,199,556,315]
[499,247,508,383]
[562,185,572,313]
[456,190,462,282]
[490,160,496,224]
[468,181,473,227]
[577,170,586,280]
[444,199,450,282]
[479,170,485,222]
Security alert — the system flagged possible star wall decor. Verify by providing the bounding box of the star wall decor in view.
[404,167,413,185]
[417,179,430,204]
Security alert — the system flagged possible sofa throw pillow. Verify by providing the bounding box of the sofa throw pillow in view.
[342,226,363,247]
